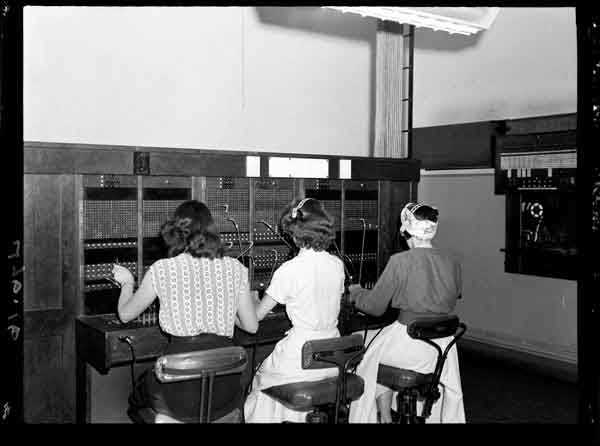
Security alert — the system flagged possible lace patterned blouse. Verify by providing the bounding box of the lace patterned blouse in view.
[147,253,249,337]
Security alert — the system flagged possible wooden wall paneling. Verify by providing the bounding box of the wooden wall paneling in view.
[137,176,144,281]
[350,158,421,181]
[25,142,422,183]
[149,151,246,177]
[412,121,497,170]
[23,335,66,422]
[24,143,133,175]
[378,180,412,274]
[23,174,80,423]
[505,113,577,135]
[24,174,62,309]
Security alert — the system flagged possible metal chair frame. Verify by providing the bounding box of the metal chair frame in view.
[386,316,466,424]
[262,334,365,424]
[305,338,365,423]
[152,346,248,423]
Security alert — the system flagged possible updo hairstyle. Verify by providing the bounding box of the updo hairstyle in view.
[160,200,224,259]
[279,198,335,251]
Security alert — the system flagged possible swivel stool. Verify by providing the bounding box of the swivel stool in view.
[261,334,365,423]
[376,315,466,424]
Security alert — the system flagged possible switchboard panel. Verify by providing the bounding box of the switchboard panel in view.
[251,178,296,295]
[82,175,192,323]
[253,178,296,242]
[251,244,294,293]
[82,175,139,316]
[79,173,410,322]
[205,176,251,256]
[342,180,379,288]
[142,176,192,275]
[304,178,345,277]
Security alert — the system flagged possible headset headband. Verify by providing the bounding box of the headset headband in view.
[291,198,314,219]
[405,202,436,217]
[408,202,424,215]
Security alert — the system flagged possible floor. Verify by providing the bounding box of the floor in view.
[459,349,578,424]
[91,346,578,423]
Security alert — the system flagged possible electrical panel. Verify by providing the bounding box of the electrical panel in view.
[495,130,577,195]
[495,131,578,280]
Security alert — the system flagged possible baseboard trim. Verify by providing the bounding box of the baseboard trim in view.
[458,337,578,383]
[462,328,577,364]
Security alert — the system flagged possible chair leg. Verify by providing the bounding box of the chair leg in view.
[306,408,328,423]
[336,403,350,424]
[397,390,421,424]
[304,403,349,424]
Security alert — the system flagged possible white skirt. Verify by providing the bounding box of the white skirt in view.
[244,325,340,423]
[349,321,465,423]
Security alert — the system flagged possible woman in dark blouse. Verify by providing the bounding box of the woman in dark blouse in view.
[348,202,465,423]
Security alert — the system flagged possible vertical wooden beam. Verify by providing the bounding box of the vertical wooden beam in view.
[374,22,414,159]
[137,176,144,282]
[404,25,415,159]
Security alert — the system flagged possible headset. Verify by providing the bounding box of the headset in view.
[291,197,315,219]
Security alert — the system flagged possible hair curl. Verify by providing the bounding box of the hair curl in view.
[279,198,335,251]
[160,200,224,259]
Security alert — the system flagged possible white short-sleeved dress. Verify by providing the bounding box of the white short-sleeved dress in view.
[244,247,345,423]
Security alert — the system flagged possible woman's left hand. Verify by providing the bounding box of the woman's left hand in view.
[112,264,135,287]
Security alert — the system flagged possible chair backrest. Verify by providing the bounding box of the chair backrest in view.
[155,346,247,383]
[153,346,247,424]
[302,334,365,370]
[406,315,461,340]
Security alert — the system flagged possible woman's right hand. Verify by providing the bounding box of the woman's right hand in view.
[348,283,365,304]
[112,264,135,287]
[348,284,364,293]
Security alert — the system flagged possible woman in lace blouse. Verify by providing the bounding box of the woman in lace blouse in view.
[112,200,258,422]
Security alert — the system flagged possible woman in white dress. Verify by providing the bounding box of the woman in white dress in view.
[244,198,346,423]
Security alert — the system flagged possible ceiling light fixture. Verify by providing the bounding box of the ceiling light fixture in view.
[323,7,500,35]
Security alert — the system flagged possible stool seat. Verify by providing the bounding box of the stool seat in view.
[262,374,364,412]
[377,364,433,390]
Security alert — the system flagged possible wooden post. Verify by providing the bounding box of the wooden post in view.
[374,22,414,159]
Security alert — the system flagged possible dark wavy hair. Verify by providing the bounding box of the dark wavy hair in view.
[160,200,224,259]
[279,198,335,251]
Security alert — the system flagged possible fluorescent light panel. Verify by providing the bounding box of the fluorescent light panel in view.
[245,156,261,177]
[323,7,500,36]
[339,159,352,179]
[269,157,329,178]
